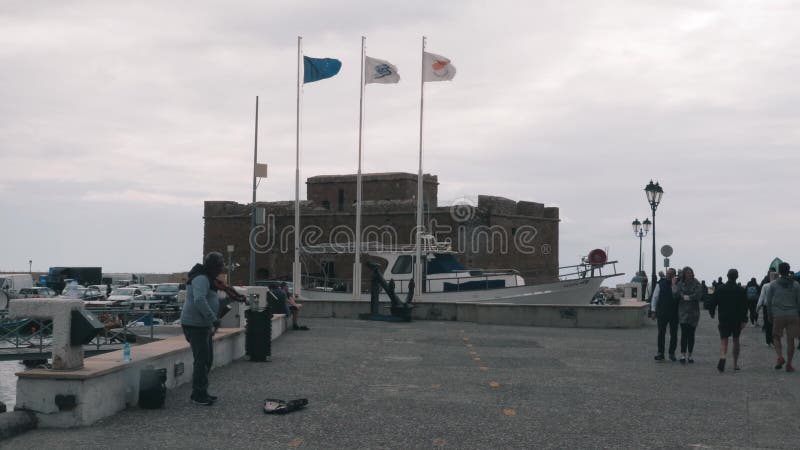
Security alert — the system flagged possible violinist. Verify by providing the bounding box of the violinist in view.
[180,252,225,406]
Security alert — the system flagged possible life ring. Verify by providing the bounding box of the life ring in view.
[587,249,608,267]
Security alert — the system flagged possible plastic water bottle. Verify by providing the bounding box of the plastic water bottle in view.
[123,342,131,362]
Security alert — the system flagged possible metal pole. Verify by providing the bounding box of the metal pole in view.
[650,207,656,301]
[293,36,302,297]
[353,36,365,300]
[415,36,426,296]
[228,250,233,285]
[638,232,643,273]
[250,96,258,286]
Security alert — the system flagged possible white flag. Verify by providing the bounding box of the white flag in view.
[365,56,400,84]
[422,52,456,82]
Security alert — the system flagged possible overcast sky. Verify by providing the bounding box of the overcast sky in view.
[2,0,798,285]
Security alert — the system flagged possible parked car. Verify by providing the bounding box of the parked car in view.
[74,286,105,301]
[151,283,184,309]
[87,285,110,299]
[85,287,145,307]
[129,285,154,299]
[18,287,57,298]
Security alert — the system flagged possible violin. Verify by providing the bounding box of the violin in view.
[212,278,249,305]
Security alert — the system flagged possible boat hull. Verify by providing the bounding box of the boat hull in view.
[300,275,613,306]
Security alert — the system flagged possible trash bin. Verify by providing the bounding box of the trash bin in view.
[139,365,167,409]
[245,308,272,362]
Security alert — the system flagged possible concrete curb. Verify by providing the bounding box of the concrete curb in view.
[0,411,37,441]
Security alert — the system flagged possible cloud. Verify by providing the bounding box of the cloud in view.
[1,0,799,280]
[81,189,206,206]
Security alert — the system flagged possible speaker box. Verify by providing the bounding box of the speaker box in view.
[245,309,272,361]
[139,366,167,409]
[71,309,105,345]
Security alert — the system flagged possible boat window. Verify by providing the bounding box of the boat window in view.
[391,256,413,274]
[426,254,465,275]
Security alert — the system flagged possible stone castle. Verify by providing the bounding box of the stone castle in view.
[203,172,560,289]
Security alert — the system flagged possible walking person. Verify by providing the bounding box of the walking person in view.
[765,262,800,372]
[745,278,760,325]
[650,268,679,361]
[180,252,224,405]
[708,269,749,372]
[757,271,778,347]
[677,266,703,364]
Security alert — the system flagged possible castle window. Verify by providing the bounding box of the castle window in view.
[322,200,330,210]
[338,189,344,211]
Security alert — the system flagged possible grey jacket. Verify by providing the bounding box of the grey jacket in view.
[765,276,800,317]
[180,275,220,327]
[677,278,703,327]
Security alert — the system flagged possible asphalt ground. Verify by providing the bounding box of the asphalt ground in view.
[3,315,800,449]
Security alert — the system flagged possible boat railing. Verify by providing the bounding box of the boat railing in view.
[302,275,355,293]
[302,270,523,296]
[558,260,621,281]
[465,268,519,277]
[301,238,452,255]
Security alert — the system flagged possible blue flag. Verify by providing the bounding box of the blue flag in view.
[303,56,342,84]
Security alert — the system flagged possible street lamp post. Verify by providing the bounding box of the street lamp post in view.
[631,218,651,273]
[226,245,235,283]
[28,259,32,274]
[644,181,664,300]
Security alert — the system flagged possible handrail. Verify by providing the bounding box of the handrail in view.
[301,239,453,255]
[558,261,620,281]
[0,307,176,360]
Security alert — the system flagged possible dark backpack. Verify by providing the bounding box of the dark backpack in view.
[746,286,758,301]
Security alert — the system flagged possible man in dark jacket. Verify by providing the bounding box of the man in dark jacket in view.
[650,268,678,361]
[709,269,749,372]
[180,252,224,406]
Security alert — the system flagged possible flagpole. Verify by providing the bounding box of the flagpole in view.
[415,36,426,297]
[250,95,258,286]
[293,36,302,297]
[353,36,366,300]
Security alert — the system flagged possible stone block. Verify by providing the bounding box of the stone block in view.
[543,207,559,219]
[516,201,544,217]
[9,299,86,370]
[478,195,517,215]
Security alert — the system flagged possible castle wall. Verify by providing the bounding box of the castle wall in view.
[203,173,559,289]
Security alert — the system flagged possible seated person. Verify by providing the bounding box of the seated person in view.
[267,283,309,331]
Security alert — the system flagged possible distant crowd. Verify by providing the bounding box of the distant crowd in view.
[646,263,800,372]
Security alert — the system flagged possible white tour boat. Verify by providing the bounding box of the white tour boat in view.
[298,236,622,305]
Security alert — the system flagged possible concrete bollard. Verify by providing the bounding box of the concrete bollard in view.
[9,298,87,370]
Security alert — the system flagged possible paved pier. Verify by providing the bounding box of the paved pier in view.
[4,317,800,449]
